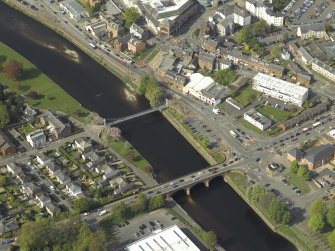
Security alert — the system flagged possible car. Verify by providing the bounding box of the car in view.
[134,232,139,238]
[148,191,153,194]
[265,183,270,187]
[84,212,90,216]
[179,179,184,182]
[255,158,260,162]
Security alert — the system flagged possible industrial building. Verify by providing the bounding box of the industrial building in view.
[59,0,88,20]
[125,225,200,251]
[252,73,309,106]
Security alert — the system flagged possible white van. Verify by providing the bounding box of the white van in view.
[99,210,107,216]
[212,108,220,115]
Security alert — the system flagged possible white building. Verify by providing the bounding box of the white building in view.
[59,0,88,20]
[125,225,200,251]
[311,59,335,82]
[213,4,251,27]
[26,129,46,148]
[245,0,284,26]
[252,73,309,106]
[244,109,272,130]
[297,23,328,40]
[183,73,228,105]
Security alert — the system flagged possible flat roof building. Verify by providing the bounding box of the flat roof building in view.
[59,0,88,20]
[125,225,200,251]
[252,73,309,106]
[244,109,272,131]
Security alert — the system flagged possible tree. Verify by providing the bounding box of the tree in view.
[202,231,217,250]
[214,68,238,86]
[103,126,122,141]
[132,193,148,213]
[307,214,325,232]
[327,205,335,228]
[123,7,140,29]
[328,229,335,251]
[72,198,90,213]
[246,185,267,203]
[114,202,132,221]
[149,195,165,211]
[0,105,10,128]
[149,88,164,107]
[0,176,7,187]
[269,199,291,225]
[192,28,200,38]
[3,59,23,81]
[253,20,268,36]
[272,0,291,11]
[236,27,250,44]
[297,165,310,180]
[290,160,299,174]
[309,199,327,217]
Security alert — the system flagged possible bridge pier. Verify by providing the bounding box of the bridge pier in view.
[204,179,210,188]
[185,187,191,196]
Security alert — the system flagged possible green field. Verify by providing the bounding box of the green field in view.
[256,105,293,123]
[284,172,311,194]
[133,47,159,62]
[0,42,90,123]
[233,84,260,106]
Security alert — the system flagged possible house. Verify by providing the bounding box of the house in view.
[281,49,290,60]
[39,111,71,139]
[17,172,31,184]
[95,164,120,180]
[107,20,125,38]
[164,71,188,90]
[0,219,19,236]
[128,37,146,54]
[66,181,82,197]
[266,163,283,177]
[54,171,71,185]
[301,144,335,170]
[36,193,51,208]
[6,163,22,176]
[216,59,232,70]
[26,129,46,148]
[114,35,131,51]
[297,23,328,40]
[85,21,108,38]
[36,154,53,166]
[0,130,16,155]
[22,182,41,197]
[245,0,283,26]
[311,59,335,82]
[288,61,311,85]
[82,151,106,167]
[130,23,149,41]
[297,47,314,66]
[287,148,306,162]
[110,177,133,195]
[45,203,60,217]
[200,82,229,106]
[23,105,37,122]
[74,138,93,154]
[59,0,88,21]
[45,162,61,176]
[198,53,216,71]
[202,38,219,53]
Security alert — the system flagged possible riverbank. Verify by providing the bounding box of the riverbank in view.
[225,171,321,251]
[2,0,140,89]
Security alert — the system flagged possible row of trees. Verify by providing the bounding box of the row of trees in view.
[138,75,164,107]
[247,185,291,225]
[290,160,310,181]
[20,214,107,251]
[123,7,140,29]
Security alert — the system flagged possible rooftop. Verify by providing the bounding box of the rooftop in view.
[185,73,215,92]
[304,144,335,164]
[125,225,200,251]
[245,109,272,126]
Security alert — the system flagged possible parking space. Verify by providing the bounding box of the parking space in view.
[115,209,182,244]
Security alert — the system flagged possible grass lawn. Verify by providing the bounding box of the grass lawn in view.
[256,105,293,123]
[284,172,311,194]
[0,42,90,123]
[226,172,247,194]
[212,153,225,164]
[17,123,35,135]
[106,138,153,176]
[233,84,260,106]
[133,47,159,62]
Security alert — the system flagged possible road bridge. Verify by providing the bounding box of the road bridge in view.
[104,99,168,126]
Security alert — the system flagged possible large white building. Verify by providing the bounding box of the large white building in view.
[311,59,335,82]
[252,73,309,106]
[59,0,88,21]
[245,0,284,26]
[244,109,272,131]
[212,4,251,27]
[183,73,228,105]
[125,225,200,251]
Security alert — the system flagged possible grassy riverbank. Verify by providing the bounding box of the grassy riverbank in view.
[0,42,90,123]
[225,172,321,251]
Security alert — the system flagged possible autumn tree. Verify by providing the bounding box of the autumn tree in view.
[3,59,23,81]
[103,126,122,141]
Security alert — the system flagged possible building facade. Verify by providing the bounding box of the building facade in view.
[244,109,272,130]
[311,59,335,82]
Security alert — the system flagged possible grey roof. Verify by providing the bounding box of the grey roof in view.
[41,110,69,133]
[298,47,314,62]
[75,137,92,150]
[0,219,19,234]
[312,59,335,75]
[67,181,82,194]
[55,171,71,184]
[198,53,216,63]
[299,23,326,33]
[201,82,229,100]
[0,130,15,150]
[304,145,335,164]
[288,148,305,159]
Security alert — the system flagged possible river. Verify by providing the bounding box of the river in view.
[0,2,296,250]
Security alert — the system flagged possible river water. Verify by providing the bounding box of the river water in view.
[0,2,296,250]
